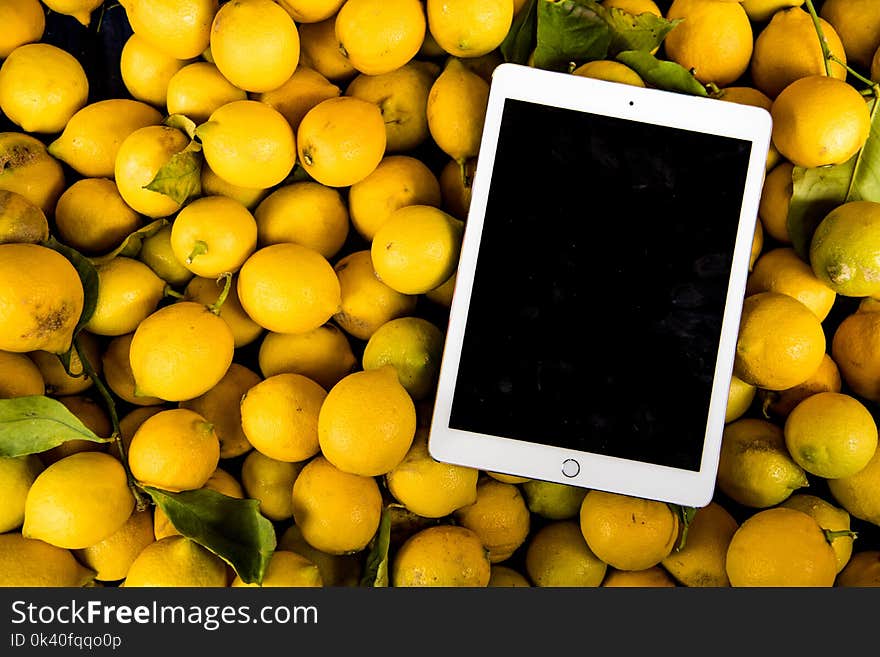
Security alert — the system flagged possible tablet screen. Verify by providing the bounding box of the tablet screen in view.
[448,98,753,472]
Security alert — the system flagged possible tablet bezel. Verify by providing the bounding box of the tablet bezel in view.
[427,63,773,507]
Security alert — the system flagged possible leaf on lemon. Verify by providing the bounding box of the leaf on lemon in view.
[599,6,680,56]
[360,507,392,587]
[143,141,203,207]
[87,218,169,266]
[0,395,111,457]
[143,486,276,585]
[165,114,199,140]
[615,50,708,96]
[534,0,611,72]
[501,0,538,64]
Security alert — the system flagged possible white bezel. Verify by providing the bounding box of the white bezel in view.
[427,63,772,507]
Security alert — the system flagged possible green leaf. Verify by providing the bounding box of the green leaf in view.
[87,219,170,266]
[600,6,681,56]
[501,0,538,64]
[534,0,612,72]
[144,487,276,585]
[143,142,203,207]
[615,50,708,96]
[165,114,199,140]
[0,395,110,457]
[360,507,392,587]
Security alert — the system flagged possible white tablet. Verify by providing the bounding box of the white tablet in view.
[427,63,772,508]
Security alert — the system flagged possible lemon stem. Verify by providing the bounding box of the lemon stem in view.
[827,54,880,94]
[207,272,233,316]
[163,285,185,299]
[804,0,833,78]
[186,240,208,265]
[824,528,858,544]
[73,335,150,511]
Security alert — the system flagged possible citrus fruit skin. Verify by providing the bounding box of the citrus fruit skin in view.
[761,353,842,419]
[0,0,45,59]
[747,247,836,322]
[810,201,880,298]
[123,536,228,587]
[832,310,880,403]
[165,62,247,124]
[757,161,794,244]
[0,131,66,216]
[277,523,362,586]
[74,509,155,582]
[257,65,340,133]
[488,565,531,587]
[525,520,607,587]
[835,551,880,587]
[298,17,358,82]
[741,0,804,23]
[572,60,644,87]
[426,58,489,163]
[0,455,44,533]
[362,316,444,399]
[258,324,357,391]
[118,0,218,60]
[662,502,738,587]
[781,494,854,574]
[725,375,756,424]
[426,0,514,58]
[0,352,44,399]
[119,33,189,108]
[183,276,263,349]
[820,0,880,70]
[454,479,531,563]
[0,533,94,587]
[335,0,426,76]
[54,178,143,256]
[827,446,880,527]
[232,550,323,587]
[0,189,49,245]
[240,450,302,521]
[86,257,166,337]
[602,566,677,587]
[391,525,491,587]
[276,0,345,23]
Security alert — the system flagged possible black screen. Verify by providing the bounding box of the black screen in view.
[448,99,752,471]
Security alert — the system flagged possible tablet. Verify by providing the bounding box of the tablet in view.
[427,63,772,507]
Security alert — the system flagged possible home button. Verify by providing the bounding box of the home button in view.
[561,459,580,478]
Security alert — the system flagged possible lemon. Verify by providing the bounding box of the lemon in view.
[717,418,808,508]
[119,34,190,108]
[345,61,439,153]
[761,352,842,419]
[298,17,358,82]
[746,247,836,321]
[827,446,880,527]
[758,161,794,244]
[240,373,327,463]
[524,520,607,587]
[115,125,191,218]
[521,480,589,521]
[128,408,220,491]
[0,455,43,533]
[362,316,444,400]
[0,189,48,245]
[386,429,479,518]
[725,374,756,423]
[810,200,880,298]
[257,66,341,133]
[832,310,880,403]
[42,0,103,25]
[572,60,645,86]
[277,524,361,586]
[771,76,871,170]
[115,407,164,457]
[0,533,94,587]
[454,479,530,563]
[0,43,89,133]
[602,0,661,16]
[54,179,143,256]
[276,0,344,23]
[820,0,880,71]
[781,494,854,573]
[291,455,382,555]
[138,224,194,287]
[257,325,357,390]
[200,162,268,211]
[836,551,880,587]
[371,204,464,295]
[427,58,489,163]
[23,452,134,550]
[392,525,491,587]
[0,243,83,354]
[661,502,738,587]
[741,0,803,22]
[664,0,753,87]
[129,301,235,402]
[0,351,44,398]
[488,565,531,587]
[102,334,163,407]
[719,86,782,172]
[318,366,416,477]
[28,331,100,396]
[84,257,165,337]
[457,51,505,82]
[348,155,442,242]
[439,157,475,221]
[426,272,457,307]
[0,0,45,59]
[119,0,217,60]
[726,507,837,587]
[240,451,303,521]
[426,0,513,58]
[165,62,247,124]
[254,182,349,258]
[197,100,296,189]
[297,96,387,187]
[336,0,425,76]
[237,243,342,334]
[74,509,155,582]
[124,536,227,587]
[183,276,263,348]
[0,132,66,216]
[210,0,300,93]
[751,220,764,269]
[602,567,677,587]
[233,550,322,587]
[333,250,418,341]
[486,471,531,485]
[170,196,257,278]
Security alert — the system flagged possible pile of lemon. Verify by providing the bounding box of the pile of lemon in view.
[0,0,879,588]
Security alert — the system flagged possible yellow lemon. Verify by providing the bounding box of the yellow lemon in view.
[717,418,808,508]
[298,17,358,82]
[362,316,444,400]
[28,331,100,396]
[758,161,794,244]
[836,551,880,587]
[119,0,218,60]
[602,0,661,16]
[392,525,491,587]
[200,162,268,211]
[521,480,589,521]
[129,300,235,401]
[41,0,103,25]
[488,565,531,587]
[602,567,677,587]
[827,446,880,526]
[524,520,607,587]
[751,219,764,269]
[165,62,247,123]
[128,407,220,491]
[257,66,341,133]
[119,34,191,108]
[233,550,322,587]
[746,247,836,321]
[237,243,341,334]
[810,200,880,298]
[197,100,296,189]
[572,60,645,86]
[386,429,479,518]
[348,155,442,242]
[277,524,361,586]
[820,0,880,70]
[333,250,418,341]
[114,407,164,460]
[456,50,504,82]
[257,325,357,390]
[336,0,425,75]
[102,333,163,407]
[832,310,880,403]
[170,196,257,278]
[761,352,842,419]
[426,58,489,163]
[0,243,83,354]
[291,455,382,554]
[138,224,194,287]
[0,351,44,398]
[297,96,387,187]
[454,479,530,563]
[345,61,439,153]
[781,494,854,573]
[254,182,349,258]
[210,0,300,93]
[86,257,165,336]
[661,502,738,587]
[0,132,66,216]
[371,204,464,295]
[74,509,155,582]
[179,363,260,458]
[48,99,163,178]
[0,455,44,533]
[277,0,344,23]
[54,178,143,256]
[240,451,303,521]
[318,366,417,477]
[725,374,756,423]
[0,189,49,245]
[426,0,513,58]
[486,471,530,485]
[23,452,134,550]
[183,276,263,348]
[0,43,89,133]
[115,125,191,218]
[0,533,94,587]
[124,536,227,587]
[741,0,804,22]
[240,373,327,463]
[439,157,475,221]
[726,507,837,587]
[0,0,45,59]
